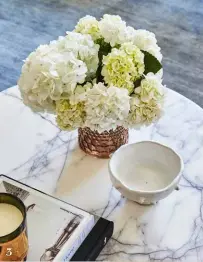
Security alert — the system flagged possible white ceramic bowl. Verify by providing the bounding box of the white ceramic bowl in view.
[109,141,184,205]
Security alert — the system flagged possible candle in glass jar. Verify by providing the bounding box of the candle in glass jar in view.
[0,203,23,237]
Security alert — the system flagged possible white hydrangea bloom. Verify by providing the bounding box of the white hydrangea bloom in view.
[69,82,93,105]
[127,73,164,127]
[135,73,164,102]
[49,36,66,52]
[51,32,99,76]
[18,45,87,113]
[99,14,128,47]
[156,68,163,79]
[124,26,136,42]
[85,82,130,132]
[133,29,162,62]
[75,15,101,41]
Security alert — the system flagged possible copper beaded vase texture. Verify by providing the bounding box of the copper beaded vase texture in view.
[78,126,129,158]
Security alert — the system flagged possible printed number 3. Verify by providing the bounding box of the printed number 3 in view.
[6,248,12,256]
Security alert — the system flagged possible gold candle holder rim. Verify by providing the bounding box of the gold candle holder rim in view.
[0,193,27,244]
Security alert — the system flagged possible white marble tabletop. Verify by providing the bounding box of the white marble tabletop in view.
[1,86,203,261]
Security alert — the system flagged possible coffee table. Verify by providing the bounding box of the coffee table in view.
[1,87,203,261]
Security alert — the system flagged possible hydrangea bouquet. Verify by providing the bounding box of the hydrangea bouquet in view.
[18,14,165,157]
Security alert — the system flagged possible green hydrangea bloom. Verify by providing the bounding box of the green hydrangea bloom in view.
[127,74,164,127]
[102,42,145,94]
[56,100,85,130]
[128,96,162,125]
[75,15,101,41]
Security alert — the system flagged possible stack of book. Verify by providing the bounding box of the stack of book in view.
[0,175,114,261]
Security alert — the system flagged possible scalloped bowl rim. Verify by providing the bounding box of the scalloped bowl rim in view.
[109,141,184,194]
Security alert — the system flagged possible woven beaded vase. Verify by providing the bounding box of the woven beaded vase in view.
[78,126,129,158]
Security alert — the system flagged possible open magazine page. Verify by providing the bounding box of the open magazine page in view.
[0,178,94,261]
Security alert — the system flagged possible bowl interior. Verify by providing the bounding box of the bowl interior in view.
[110,141,183,192]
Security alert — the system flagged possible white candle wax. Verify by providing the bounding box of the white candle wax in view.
[0,203,23,237]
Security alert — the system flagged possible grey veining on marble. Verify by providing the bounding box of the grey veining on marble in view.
[0,0,203,106]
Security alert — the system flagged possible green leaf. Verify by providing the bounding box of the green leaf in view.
[142,50,162,74]
[134,77,143,89]
[96,41,112,83]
